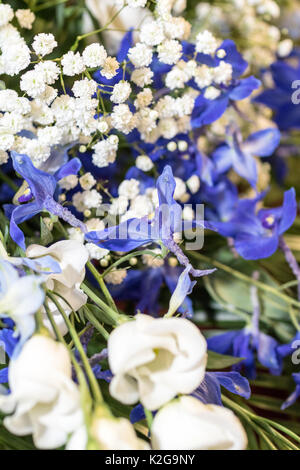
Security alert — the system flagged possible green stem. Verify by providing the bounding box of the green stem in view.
[87,261,118,313]
[71,4,126,51]
[46,291,103,404]
[0,169,18,191]
[83,306,110,340]
[81,282,124,325]
[189,251,300,309]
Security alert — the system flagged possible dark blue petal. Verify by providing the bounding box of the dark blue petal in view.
[192,373,223,406]
[243,128,281,157]
[191,94,229,127]
[235,233,279,260]
[117,29,134,62]
[212,371,251,399]
[229,76,261,101]
[54,157,81,181]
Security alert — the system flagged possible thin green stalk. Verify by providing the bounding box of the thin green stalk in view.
[71,4,126,51]
[87,261,118,313]
[189,251,300,309]
[101,249,161,278]
[33,0,68,11]
[81,282,124,325]
[83,306,110,341]
[46,291,103,404]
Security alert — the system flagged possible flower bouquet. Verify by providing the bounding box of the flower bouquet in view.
[0,0,300,451]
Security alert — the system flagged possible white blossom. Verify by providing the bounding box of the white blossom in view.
[32,33,57,56]
[0,335,83,449]
[82,43,107,68]
[140,21,165,46]
[16,9,35,29]
[151,396,248,450]
[108,314,207,410]
[0,4,14,27]
[61,51,85,76]
[101,56,119,79]
[111,81,131,104]
[136,154,154,171]
[157,39,182,65]
[195,30,219,55]
[128,43,153,68]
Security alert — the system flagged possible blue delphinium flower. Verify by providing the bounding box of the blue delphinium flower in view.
[86,165,216,278]
[108,263,195,317]
[189,39,261,128]
[212,126,281,187]
[4,151,86,250]
[276,332,300,409]
[213,188,297,260]
[192,371,251,406]
[207,327,282,379]
[255,53,300,131]
[0,328,18,384]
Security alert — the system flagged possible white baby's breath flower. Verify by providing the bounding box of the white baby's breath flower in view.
[16,9,35,29]
[157,39,182,65]
[0,4,14,27]
[79,172,96,190]
[196,30,219,55]
[118,178,140,199]
[194,65,213,88]
[59,174,78,190]
[82,189,102,209]
[61,51,85,76]
[213,60,233,85]
[140,20,165,46]
[92,135,119,168]
[32,33,57,56]
[128,43,153,68]
[105,269,127,285]
[0,132,14,151]
[34,61,60,85]
[20,70,46,98]
[109,196,129,215]
[2,44,31,76]
[111,81,131,104]
[131,67,153,87]
[82,43,107,68]
[72,78,98,98]
[134,88,153,109]
[111,104,136,134]
[204,86,221,100]
[0,149,8,165]
[101,56,119,79]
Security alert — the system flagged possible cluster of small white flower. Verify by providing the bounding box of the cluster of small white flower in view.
[0,0,234,173]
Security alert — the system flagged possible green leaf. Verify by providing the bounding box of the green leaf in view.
[207,350,244,370]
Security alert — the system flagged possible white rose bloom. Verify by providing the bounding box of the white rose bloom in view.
[0,335,83,449]
[67,416,150,450]
[151,396,248,450]
[92,417,150,450]
[26,240,89,335]
[108,314,207,410]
